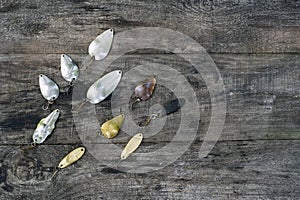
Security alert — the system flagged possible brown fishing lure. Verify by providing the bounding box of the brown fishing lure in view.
[134,76,156,101]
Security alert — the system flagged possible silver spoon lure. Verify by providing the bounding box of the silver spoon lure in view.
[21,109,60,151]
[75,70,122,112]
[39,74,60,110]
[81,28,114,70]
[60,54,79,93]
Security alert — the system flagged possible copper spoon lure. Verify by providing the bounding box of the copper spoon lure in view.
[131,76,156,109]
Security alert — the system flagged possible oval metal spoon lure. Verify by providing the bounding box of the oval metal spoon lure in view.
[75,70,122,111]
[39,74,59,110]
[51,147,85,180]
[22,109,60,151]
[117,133,143,167]
[101,114,125,139]
[60,54,79,86]
[131,76,156,109]
[134,76,156,101]
[81,29,114,70]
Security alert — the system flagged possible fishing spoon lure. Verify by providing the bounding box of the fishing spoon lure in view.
[139,98,185,127]
[60,54,79,87]
[51,147,85,180]
[117,133,143,167]
[75,70,122,112]
[81,28,114,70]
[22,109,60,151]
[131,76,156,109]
[100,114,125,139]
[39,74,59,110]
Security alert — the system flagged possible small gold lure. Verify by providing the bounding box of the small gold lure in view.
[117,133,143,167]
[101,114,125,139]
[51,147,85,179]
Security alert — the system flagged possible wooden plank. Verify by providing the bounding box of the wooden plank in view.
[0,53,299,145]
[0,140,299,199]
[1,1,299,199]
[0,0,300,54]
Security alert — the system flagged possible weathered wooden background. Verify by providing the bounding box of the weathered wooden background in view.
[0,0,300,199]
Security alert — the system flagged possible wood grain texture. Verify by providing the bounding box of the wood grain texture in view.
[0,141,299,199]
[0,54,299,145]
[0,0,300,54]
[0,0,299,199]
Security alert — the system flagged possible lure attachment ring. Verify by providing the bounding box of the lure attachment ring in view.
[42,100,54,110]
[20,142,37,152]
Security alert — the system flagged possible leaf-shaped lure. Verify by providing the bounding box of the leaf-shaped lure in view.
[131,76,156,110]
[117,133,143,167]
[39,74,59,110]
[51,147,85,180]
[134,76,156,101]
[89,29,114,61]
[22,109,60,152]
[60,54,79,85]
[81,29,114,70]
[101,114,125,139]
[33,109,60,144]
[75,70,122,111]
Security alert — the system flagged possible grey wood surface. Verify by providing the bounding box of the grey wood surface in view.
[0,0,299,199]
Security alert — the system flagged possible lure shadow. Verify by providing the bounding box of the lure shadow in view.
[100,167,125,174]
